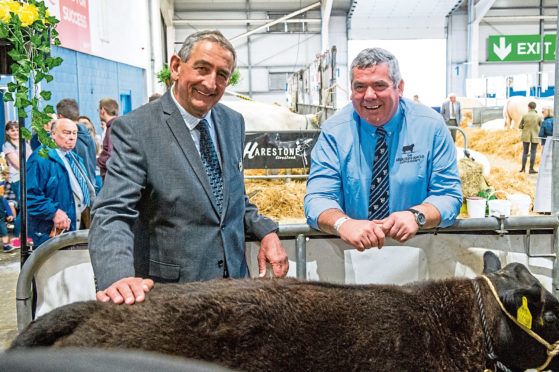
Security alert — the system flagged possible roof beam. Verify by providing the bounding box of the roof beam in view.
[229,1,321,42]
[174,18,320,26]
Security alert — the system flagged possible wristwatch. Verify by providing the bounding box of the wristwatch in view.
[407,208,426,227]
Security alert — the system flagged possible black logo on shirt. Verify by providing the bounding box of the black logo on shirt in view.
[396,143,424,164]
[402,144,415,153]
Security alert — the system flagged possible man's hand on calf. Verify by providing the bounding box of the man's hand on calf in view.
[96,277,154,305]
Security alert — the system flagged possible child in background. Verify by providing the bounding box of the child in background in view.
[0,161,15,252]
[0,194,14,252]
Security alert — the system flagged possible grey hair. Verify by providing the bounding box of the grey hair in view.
[177,30,236,75]
[51,118,75,133]
[350,48,401,87]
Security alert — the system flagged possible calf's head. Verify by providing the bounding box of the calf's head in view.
[482,251,559,371]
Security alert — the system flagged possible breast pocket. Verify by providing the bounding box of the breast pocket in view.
[392,146,428,186]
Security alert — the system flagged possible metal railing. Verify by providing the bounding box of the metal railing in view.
[16,215,559,331]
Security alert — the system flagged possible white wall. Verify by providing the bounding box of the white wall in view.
[173,10,347,106]
[86,1,151,70]
[348,39,447,108]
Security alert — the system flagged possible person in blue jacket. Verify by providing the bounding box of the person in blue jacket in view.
[56,98,97,187]
[27,119,95,246]
[304,47,462,251]
[539,106,554,147]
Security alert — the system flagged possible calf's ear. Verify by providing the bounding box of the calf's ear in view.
[483,251,502,274]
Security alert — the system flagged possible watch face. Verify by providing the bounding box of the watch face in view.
[417,213,426,226]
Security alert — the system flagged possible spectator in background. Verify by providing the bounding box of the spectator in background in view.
[78,116,101,155]
[56,99,97,186]
[519,101,542,174]
[539,106,554,148]
[3,122,31,248]
[100,120,107,142]
[440,93,461,142]
[97,98,119,181]
[413,94,419,102]
[0,194,14,253]
[27,119,95,246]
[30,113,57,150]
[79,115,103,193]
[3,121,31,202]
[149,93,162,102]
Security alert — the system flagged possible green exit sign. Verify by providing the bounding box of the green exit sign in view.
[488,34,556,62]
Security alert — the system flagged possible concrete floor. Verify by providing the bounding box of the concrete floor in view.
[0,250,20,350]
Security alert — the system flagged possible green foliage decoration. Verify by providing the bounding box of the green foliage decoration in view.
[0,0,61,157]
[229,69,240,86]
[156,64,171,86]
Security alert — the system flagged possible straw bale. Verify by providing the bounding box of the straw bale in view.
[245,179,306,220]
[455,128,541,166]
[245,168,308,176]
[458,158,486,197]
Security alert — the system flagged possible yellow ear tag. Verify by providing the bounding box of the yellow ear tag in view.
[517,296,532,329]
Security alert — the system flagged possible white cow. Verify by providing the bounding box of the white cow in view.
[503,96,553,129]
[481,118,506,131]
[221,99,318,132]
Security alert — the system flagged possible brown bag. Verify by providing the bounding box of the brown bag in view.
[49,226,66,238]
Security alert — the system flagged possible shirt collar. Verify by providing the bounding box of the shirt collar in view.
[170,87,212,131]
[56,148,70,158]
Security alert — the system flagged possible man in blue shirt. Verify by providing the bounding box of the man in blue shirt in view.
[304,48,462,251]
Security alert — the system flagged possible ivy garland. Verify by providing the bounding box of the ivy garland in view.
[0,0,62,157]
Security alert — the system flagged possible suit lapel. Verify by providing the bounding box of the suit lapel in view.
[161,91,221,216]
[212,105,230,217]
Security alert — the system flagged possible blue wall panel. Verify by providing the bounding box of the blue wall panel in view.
[47,47,79,109]
[117,63,146,112]
[41,46,146,133]
[76,52,119,132]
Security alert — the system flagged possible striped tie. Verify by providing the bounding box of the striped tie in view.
[66,153,90,207]
[198,119,224,213]
[368,127,389,220]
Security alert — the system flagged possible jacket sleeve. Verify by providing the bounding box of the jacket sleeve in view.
[26,153,58,221]
[423,123,463,227]
[89,116,145,291]
[440,103,446,118]
[304,130,344,230]
[240,115,278,239]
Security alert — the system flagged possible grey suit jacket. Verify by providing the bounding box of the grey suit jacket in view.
[89,91,277,291]
[440,100,461,124]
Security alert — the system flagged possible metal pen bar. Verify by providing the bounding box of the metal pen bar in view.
[18,116,29,267]
[16,230,88,331]
[296,234,306,279]
[245,174,309,179]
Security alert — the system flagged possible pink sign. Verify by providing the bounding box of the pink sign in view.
[55,0,91,54]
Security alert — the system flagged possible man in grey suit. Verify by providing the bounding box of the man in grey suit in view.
[440,93,461,141]
[89,30,289,305]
